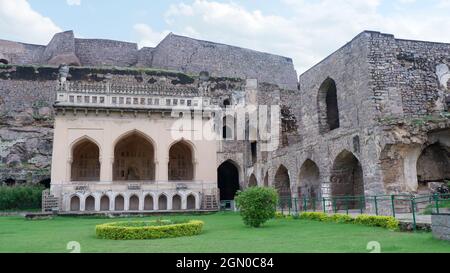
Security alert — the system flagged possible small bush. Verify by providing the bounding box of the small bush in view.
[0,184,44,211]
[299,212,330,222]
[96,220,204,240]
[354,215,399,231]
[235,187,278,228]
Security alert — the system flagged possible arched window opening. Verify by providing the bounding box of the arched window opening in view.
[318,78,340,134]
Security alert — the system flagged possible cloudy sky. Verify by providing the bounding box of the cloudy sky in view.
[0,0,449,73]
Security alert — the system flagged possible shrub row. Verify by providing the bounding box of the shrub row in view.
[0,185,44,211]
[297,212,399,231]
[96,220,204,240]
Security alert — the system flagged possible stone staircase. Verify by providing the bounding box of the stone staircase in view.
[201,194,219,210]
[42,190,60,212]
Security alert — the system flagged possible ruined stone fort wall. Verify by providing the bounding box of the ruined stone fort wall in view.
[0,31,298,90]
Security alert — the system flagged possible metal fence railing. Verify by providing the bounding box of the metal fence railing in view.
[277,193,450,231]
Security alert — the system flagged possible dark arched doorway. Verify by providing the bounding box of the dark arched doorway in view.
[331,150,364,210]
[416,143,450,194]
[217,160,240,201]
[274,165,292,207]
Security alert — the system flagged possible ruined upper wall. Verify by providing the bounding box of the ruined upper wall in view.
[0,31,298,90]
[298,31,374,146]
[150,34,298,90]
[368,32,450,119]
[0,39,45,65]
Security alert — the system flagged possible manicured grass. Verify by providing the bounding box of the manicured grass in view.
[0,212,449,253]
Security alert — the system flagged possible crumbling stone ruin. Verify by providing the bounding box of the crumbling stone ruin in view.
[0,30,449,213]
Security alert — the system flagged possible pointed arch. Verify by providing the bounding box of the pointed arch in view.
[298,159,321,199]
[70,195,80,211]
[144,194,154,210]
[274,165,292,201]
[217,160,240,200]
[248,174,258,187]
[168,140,195,181]
[129,195,140,211]
[100,195,110,211]
[318,78,340,134]
[70,136,101,182]
[331,150,364,209]
[172,194,182,210]
[113,130,156,181]
[158,194,168,210]
[85,195,95,211]
[186,194,196,210]
[416,142,450,193]
[114,194,125,211]
[263,171,269,187]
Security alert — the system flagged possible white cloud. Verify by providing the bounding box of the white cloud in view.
[132,23,171,48]
[152,0,450,74]
[0,0,61,44]
[66,0,81,6]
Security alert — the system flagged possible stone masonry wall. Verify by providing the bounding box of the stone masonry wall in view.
[74,39,139,67]
[369,32,450,118]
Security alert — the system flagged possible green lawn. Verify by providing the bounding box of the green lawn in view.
[0,212,449,253]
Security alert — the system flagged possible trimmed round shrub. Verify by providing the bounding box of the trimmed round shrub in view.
[235,187,278,228]
[96,220,204,240]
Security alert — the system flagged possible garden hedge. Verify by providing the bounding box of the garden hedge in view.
[0,185,44,211]
[296,212,399,231]
[95,220,204,240]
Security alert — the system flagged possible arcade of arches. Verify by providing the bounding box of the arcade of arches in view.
[70,136,195,182]
[69,193,199,211]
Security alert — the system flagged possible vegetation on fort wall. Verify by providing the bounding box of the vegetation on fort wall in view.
[0,185,44,210]
[235,187,278,228]
[95,220,204,240]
